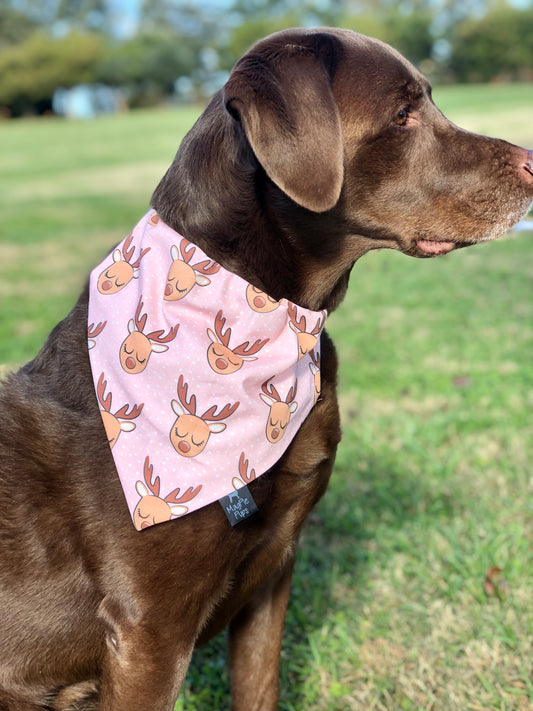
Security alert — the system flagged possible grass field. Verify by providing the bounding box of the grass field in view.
[1,82,532,710]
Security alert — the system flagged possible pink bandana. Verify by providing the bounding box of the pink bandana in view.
[87,210,325,529]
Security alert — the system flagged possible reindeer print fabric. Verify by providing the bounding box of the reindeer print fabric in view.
[87,210,325,529]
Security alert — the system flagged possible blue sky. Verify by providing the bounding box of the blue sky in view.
[110,0,532,37]
[109,0,232,36]
[113,0,531,11]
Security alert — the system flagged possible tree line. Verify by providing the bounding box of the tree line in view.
[1,0,532,117]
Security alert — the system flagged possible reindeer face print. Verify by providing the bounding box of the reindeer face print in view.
[98,255,134,294]
[260,378,298,444]
[121,330,152,374]
[97,234,150,295]
[170,412,217,457]
[120,298,179,374]
[134,488,179,529]
[296,332,319,359]
[165,253,200,300]
[288,304,326,360]
[207,343,242,374]
[206,310,269,375]
[170,375,239,457]
[246,285,281,313]
[133,457,201,530]
[164,241,220,301]
[99,409,134,448]
[265,401,295,443]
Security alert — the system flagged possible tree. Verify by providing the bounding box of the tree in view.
[55,0,109,31]
[0,32,105,115]
[448,3,533,82]
[383,9,434,66]
[138,0,229,96]
[1,0,59,27]
[222,12,308,70]
[222,0,347,71]
[96,31,198,106]
[0,5,39,47]
[341,5,435,67]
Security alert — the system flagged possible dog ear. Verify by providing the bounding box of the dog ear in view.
[223,36,344,213]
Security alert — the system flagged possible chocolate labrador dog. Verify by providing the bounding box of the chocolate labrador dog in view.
[0,27,532,711]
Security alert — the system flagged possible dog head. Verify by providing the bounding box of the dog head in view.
[152,28,533,310]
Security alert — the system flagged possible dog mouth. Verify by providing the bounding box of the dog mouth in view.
[416,239,457,256]
[410,204,533,257]
[411,238,480,257]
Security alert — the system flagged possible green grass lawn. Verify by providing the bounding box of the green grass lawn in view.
[1,83,532,710]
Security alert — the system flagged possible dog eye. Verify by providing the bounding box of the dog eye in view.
[394,108,409,126]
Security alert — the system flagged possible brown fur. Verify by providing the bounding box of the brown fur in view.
[0,28,531,711]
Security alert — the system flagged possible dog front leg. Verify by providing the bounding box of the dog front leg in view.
[97,596,195,711]
[99,644,192,711]
[229,557,295,711]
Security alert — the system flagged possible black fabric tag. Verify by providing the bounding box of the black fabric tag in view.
[219,486,258,526]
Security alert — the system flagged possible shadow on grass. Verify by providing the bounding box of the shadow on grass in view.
[178,448,457,710]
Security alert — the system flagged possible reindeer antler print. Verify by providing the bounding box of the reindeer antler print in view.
[170,375,239,457]
[179,239,196,265]
[175,374,197,416]
[207,310,269,374]
[201,400,240,423]
[96,373,144,448]
[211,311,231,348]
[96,373,113,414]
[232,452,257,491]
[87,320,107,350]
[133,457,202,530]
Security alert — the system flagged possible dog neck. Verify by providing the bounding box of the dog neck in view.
[151,96,371,313]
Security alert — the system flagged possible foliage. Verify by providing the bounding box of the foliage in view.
[221,12,311,69]
[0,31,105,115]
[383,8,434,66]
[0,4,38,47]
[55,0,109,33]
[340,8,434,66]
[0,0,532,114]
[448,4,533,82]
[95,32,197,106]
